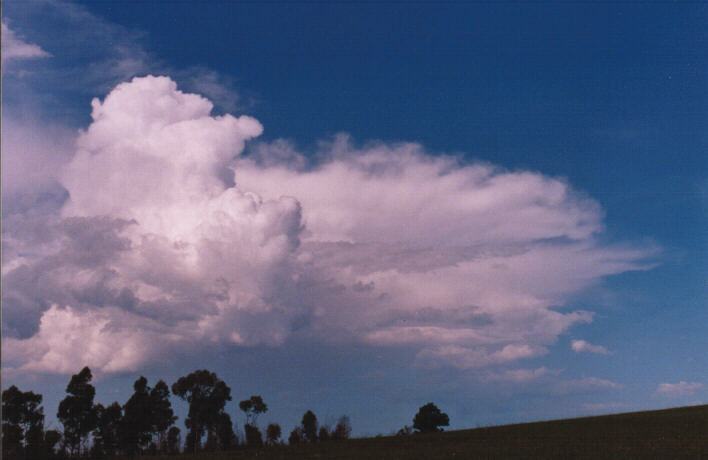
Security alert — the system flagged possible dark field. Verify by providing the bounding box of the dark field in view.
[148,405,707,459]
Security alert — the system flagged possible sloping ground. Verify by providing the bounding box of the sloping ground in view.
[151,404,708,460]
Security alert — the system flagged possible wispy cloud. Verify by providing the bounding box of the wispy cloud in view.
[654,381,705,397]
[571,339,612,355]
[553,377,624,395]
[1,20,50,66]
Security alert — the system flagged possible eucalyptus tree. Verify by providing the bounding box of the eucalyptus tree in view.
[57,367,97,457]
[172,370,232,453]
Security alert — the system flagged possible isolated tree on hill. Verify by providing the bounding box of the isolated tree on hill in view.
[92,402,122,458]
[172,369,232,454]
[57,366,97,457]
[266,423,282,445]
[301,410,319,443]
[2,385,45,459]
[413,402,450,433]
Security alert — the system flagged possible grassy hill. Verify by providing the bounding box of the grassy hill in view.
[150,404,707,459]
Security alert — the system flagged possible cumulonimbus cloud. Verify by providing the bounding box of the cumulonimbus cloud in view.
[2,75,656,375]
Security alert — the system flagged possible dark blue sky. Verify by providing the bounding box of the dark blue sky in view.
[2,0,706,438]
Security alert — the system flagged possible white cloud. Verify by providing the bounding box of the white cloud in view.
[654,381,705,397]
[571,339,612,355]
[2,305,181,375]
[1,20,49,65]
[2,76,657,375]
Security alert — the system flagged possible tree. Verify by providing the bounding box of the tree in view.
[301,410,318,443]
[171,370,232,454]
[243,423,263,447]
[119,376,153,455]
[92,402,121,458]
[331,415,352,440]
[238,395,268,426]
[318,425,331,442]
[43,430,63,459]
[288,427,303,445]
[215,413,236,450]
[2,385,45,460]
[266,423,282,445]
[166,426,181,454]
[150,380,177,451]
[412,402,449,433]
[57,367,97,457]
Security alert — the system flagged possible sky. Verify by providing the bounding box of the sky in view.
[2,0,706,438]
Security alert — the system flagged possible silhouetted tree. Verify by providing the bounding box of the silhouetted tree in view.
[119,376,153,455]
[166,426,181,454]
[216,413,236,450]
[171,370,232,454]
[413,402,449,433]
[332,415,352,440]
[238,395,268,425]
[2,385,45,460]
[266,423,282,445]
[288,427,303,445]
[92,402,121,458]
[301,410,318,443]
[150,380,177,451]
[318,425,331,441]
[57,367,97,457]
[244,424,263,447]
[43,430,63,459]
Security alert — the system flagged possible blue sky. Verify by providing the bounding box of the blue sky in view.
[2,0,706,438]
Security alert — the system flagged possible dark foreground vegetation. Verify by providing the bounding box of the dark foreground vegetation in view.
[141,405,707,460]
[2,367,357,460]
[3,365,705,459]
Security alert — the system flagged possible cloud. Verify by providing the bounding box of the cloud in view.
[482,367,558,383]
[581,402,627,412]
[1,20,50,65]
[571,339,612,355]
[654,381,705,397]
[553,377,624,395]
[2,75,657,375]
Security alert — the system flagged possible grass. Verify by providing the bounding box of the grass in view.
[144,404,707,459]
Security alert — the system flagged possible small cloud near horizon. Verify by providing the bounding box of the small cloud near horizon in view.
[654,381,705,397]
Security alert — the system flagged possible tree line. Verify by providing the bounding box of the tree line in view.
[2,367,351,459]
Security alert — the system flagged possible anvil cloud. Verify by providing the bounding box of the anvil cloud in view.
[2,76,653,375]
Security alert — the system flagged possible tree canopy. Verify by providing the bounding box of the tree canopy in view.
[2,385,45,459]
[57,366,97,456]
[171,369,232,454]
[413,402,450,433]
